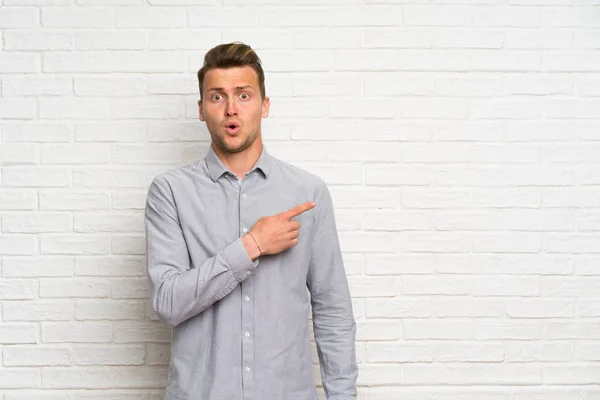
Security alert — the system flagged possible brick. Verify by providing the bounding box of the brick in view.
[366,165,431,186]
[356,320,402,341]
[3,301,74,321]
[43,52,112,73]
[0,324,38,344]
[42,322,113,343]
[435,298,504,318]
[2,257,74,278]
[0,368,42,389]
[0,143,38,164]
[0,235,37,255]
[0,7,39,28]
[544,365,600,384]
[3,75,73,97]
[435,29,504,49]
[577,342,600,360]
[40,192,109,211]
[366,342,433,362]
[357,365,402,386]
[295,29,362,49]
[435,342,504,362]
[2,121,74,142]
[41,144,110,164]
[472,99,540,119]
[435,76,505,96]
[291,120,360,141]
[40,278,109,298]
[111,192,147,211]
[364,211,432,231]
[366,254,436,275]
[471,50,541,72]
[148,29,220,50]
[259,9,327,27]
[0,53,41,73]
[145,343,170,365]
[75,122,145,142]
[0,190,38,211]
[73,168,146,188]
[189,7,257,27]
[404,364,541,385]
[2,167,69,188]
[3,346,73,366]
[222,30,293,49]
[347,276,400,297]
[365,29,434,48]
[113,321,171,343]
[402,6,472,26]
[74,214,144,233]
[77,30,146,50]
[0,99,37,120]
[543,321,600,339]
[42,366,167,389]
[474,6,541,27]
[329,6,400,26]
[474,320,541,340]
[75,345,145,366]
[400,189,470,209]
[403,232,470,253]
[75,256,145,277]
[574,30,600,49]
[111,236,145,255]
[403,276,469,295]
[506,341,573,362]
[472,233,542,253]
[435,121,503,141]
[4,31,73,50]
[42,7,114,28]
[404,319,472,339]
[2,213,71,233]
[75,300,144,320]
[0,279,37,300]
[114,51,187,73]
[366,297,434,318]
[544,51,600,72]
[334,50,401,71]
[41,236,109,256]
[74,76,146,96]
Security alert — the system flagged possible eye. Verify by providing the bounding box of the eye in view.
[240,93,250,100]
[211,94,222,101]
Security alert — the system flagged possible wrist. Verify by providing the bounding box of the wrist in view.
[242,233,261,260]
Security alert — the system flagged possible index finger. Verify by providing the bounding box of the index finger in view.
[279,201,316,220]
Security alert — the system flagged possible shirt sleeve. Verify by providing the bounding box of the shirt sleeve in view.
[145,177,258,327]
[306,182,358,400]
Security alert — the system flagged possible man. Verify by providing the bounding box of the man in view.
[145,42,357,400]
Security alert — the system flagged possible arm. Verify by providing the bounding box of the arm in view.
[307,183,358,400]
[145,177,259,327]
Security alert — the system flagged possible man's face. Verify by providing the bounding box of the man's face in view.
[199,66,270,155]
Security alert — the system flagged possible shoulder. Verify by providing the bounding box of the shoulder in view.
[147,160,206,198]
[272,157,328,194]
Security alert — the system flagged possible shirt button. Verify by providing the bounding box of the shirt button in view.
[246,271,251,276]
[244,296,250,302]
[242,193,248,199]
[242,228,248,233]
[245,332,251,337]
[245,367,251,372]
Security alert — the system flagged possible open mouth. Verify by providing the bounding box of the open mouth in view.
[225,122,240,134]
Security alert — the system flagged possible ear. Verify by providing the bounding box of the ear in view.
[261,96,270,118]
[198,99,205,121]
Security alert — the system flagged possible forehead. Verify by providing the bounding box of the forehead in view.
[203,66,259,91]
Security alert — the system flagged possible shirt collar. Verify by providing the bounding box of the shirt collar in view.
[206,145,273,182]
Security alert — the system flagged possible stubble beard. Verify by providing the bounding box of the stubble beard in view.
[211,129,258,155]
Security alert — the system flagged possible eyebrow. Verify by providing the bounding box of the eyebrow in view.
[206,85,254,93]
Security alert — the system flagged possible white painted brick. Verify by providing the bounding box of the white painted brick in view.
[574,30,600,49]
[366,342,433,362]
[366,165,431,185]
[42,322,113,343]
[0,279,37,300]
[356,320,402,340]
[475,6,541,27]
[77,30,147,50]
[506,341,573,362]
[2,257,74,278]
[188,7,257,27]
[290,120,360,140]
[3,75,72,97]
[365,29,434,48]
[435,298,504,318]
[405,143,470,162]
[544,51,600,72]
[402,6,472,26]
[330,187,398,209]
[365,254,436,275]
[3,300,74,321]
[364,120,433,141]
[4,31,73,51]
[435,29,504,49]
[330,142,400,162]
[545,234,600,254]
[366,297,433,318]
[544,188,600,208]
[400,189,470,209]
[471,50,541,72]
[3,346,73,366]
[576,342,600,360]
[145,343,170,366]
[223,30,294,49]
[41,144,111,164]
[366,73,433,96]
[543,6,600,27]
[0,7,39,28]
[0,143,38,164]
[403,364,542,385]
[543,321,600,340]
[330,6,400,26]
[435,342,504,362]
[474,319,541,340]
[115,7,185,28]
[75,344,145,366]
[435,121,503,141]
[4,0,68,4]
[472,99,540,119]
[334,50,401,71]
[39,97,110,120]
[2,121,74,142]
[435,75,505,96]
[75,122,146,142]
[113,321,171,343]
[0,190,37,211]
[0,53,41,73]
[472,276,540,296]
[404,319,472,339]
[0,323,38,344]
[403,232,470,253]
[73,168,146,188]
[2,213,71,233]
[0,368,42,389]
[295,29,362,49]
[347,276,400,297]
[543,277,600,296]
[43,52,112,73]
[42,7,114,28]
[73,214,143,233]
[112,97,187,120]
[576,256,600,276]
[40,278,109,298]
[0,235,38,255]
[544,365,600,384]
[339,232,398,253]
[400,97,469,118]
[74,76,146,96]
[403,276,470,295]
[0,99,37,120]
[109,278,149,298]
[259,9,327,27]
[75,256,145,277]
[40,192,109,211]
[506,29,573,49]
[114,51,187,73]
[577,76,600,96]
[357,364,402,385]
[148,30,220,50]
[41,235,110,256]
[366,389,508,400]
[75,300,144,320]
[472,233,541,253]
[42,366,167,389]
[257,50,333,72]
[267,142,328,162]
[111,192,149,211]
[297,164,361,184]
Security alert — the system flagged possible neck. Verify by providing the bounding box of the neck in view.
[212,141,263,180]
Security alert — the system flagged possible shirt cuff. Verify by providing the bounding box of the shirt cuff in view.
[222,237,259,282]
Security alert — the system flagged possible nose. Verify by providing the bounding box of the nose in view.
[225,99,237,116]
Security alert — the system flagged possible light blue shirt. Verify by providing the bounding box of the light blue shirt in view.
[145,146,357,400]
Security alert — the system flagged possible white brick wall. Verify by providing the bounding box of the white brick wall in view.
[1,0,599,398]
